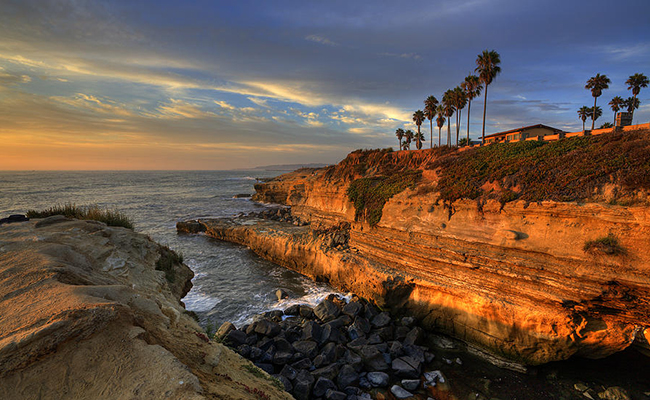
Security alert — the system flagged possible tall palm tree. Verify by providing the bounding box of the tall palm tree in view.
[413,110,425,150]
[395,128,405,150]
[403,129,414,150]
[609,96,624,124]
[436,105,445,147]
[624,96,640,113]
[415,131,425,147]
[424,95,439,149]
[588,106,603,127]
[461,75,482,146]
[626,73,648,123]
[585,73,611,130]
[475,50,502,145]
[453,86,467,146]
[577,106,590,131]
[442,90,455,147]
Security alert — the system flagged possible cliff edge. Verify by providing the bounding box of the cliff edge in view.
[182,130,650,366]
[0,217,292,400]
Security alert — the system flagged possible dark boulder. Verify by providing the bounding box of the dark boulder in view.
[391,356,422,379]
[314,299,341,322]
[292,340,319,359]
[336,364,359,390]
[313,377,337,398]
[293,370,315,400]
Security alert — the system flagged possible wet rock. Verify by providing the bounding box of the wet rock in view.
[215,321,236,340]
[395,326,409,341]
[389,341,405,358]
[273,351,293,365]
[311,363,340,381]
[352,317,371,334]
[254,319,281,337]
[337,364,359,390]
[293,369,315,400]
[366,372,389,387]
[284,304,301,315]
[429,334,457,350]
[345,350,363,371]
[319,342,338,364]
[364,303,379,320]
[280,364,298,380]
[423,370,445,387]
[249,346,263,360]
[359,345,389,371]
[391,356,422,378]
[347,337,368,350]
[368,333,383,345]
[276,289,289,300]
[325,315,353,329]
[342,301,364,317]
[302,321,323,341]
[325,389,347,400]
[400,316,415,327]
[313,377,337,397]
[390,385,413,399]
[401,379,419,391]
[402,344,425,363]
[0,214,29,225]
[291,357,313,370]
[293,340,319,359]
[299,305,315,319]
[371,312,392,328]
[315,299,341,322]
[273,337,293,352]
[265,310,284,321]
[223,329,247,346]
[376,326,394,341]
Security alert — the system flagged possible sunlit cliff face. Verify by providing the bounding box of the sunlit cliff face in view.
[1,0,649,169]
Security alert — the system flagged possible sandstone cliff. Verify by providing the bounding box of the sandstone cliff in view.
[0,217,292,400]
[182,131,650,366]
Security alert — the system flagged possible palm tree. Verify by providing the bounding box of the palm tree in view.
[442,90,455,146]
[403,129,414,150]
[413,110,425,150]
[475,50,502,144]
[585,73,611,130]
[424,96,439,149]
[626,73,649,123]
[461,75,482,146]
[436,105,445,147]
[414,131,425,147]
[609,96,624,124]
[577,106,590,131]
[624,96,640,113]
[600,122,614,129]
[395,128,405,150]
[588,106,603,126]
[453,86,467,146]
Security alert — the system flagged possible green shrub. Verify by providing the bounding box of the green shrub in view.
[583,234,625,255]
[347,170,421,226]
[156,245,183,284]
[26,203,134,229]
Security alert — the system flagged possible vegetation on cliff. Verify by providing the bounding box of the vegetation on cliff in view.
[26,204,134,229]
[432,129,650,205]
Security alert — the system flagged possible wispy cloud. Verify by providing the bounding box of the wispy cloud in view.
[305,34,338,46]
[379,52,422,60]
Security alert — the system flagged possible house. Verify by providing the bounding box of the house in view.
[484,124,565,144]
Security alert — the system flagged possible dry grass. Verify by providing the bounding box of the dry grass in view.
[26,203,134,229]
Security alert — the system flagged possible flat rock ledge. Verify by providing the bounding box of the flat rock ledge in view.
[0,217,291,400]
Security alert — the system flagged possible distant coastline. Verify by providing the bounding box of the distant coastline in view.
[236,163,330,172]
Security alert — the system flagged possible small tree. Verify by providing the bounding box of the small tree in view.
[585,73,610,130]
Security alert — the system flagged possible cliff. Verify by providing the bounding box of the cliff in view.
[182,130,650,366]
[0,216,291,400]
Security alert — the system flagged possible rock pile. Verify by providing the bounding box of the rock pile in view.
[217,294,445,400]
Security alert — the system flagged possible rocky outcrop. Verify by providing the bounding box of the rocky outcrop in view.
[0,217,291,400]
[182,146,650,366]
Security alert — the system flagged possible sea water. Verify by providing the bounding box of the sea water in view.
[0,170,340,328]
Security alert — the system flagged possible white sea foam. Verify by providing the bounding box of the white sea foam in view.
[183,291,222,312]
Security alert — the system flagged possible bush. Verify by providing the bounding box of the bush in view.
[583,234,625,255]
[156,245,184,284]
[26,203,134,229]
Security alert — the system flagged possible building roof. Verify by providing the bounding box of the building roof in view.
[484,124,564,139]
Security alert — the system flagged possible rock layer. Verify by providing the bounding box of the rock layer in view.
[181,156,650,365]
[0,217,291,400]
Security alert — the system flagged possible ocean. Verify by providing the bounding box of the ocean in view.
[0,170,340,328]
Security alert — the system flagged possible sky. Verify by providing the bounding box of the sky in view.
[1,0,649,170]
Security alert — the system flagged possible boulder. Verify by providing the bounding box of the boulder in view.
[314,299,341,322]
[401,379,420,391]
[390,385,413,399]
[404,327,424,346]
[313,377,337,397]
[280,364,298,380]
[598,387,630,400]
[299,305,314,319]
[215,321,236,340]
[325,389,347,400]
[302,321,323,341]
[276,289,289,300]
[342,301,364,317]
[371,312,392,328]
[366,372,389,387]
[293,370,315,400]
[291,357,312,370]
[274,374,293,392]
[284,304,301,315]
[292,340,319,359]
[254,319,281,337]
[391,356,422,379]
[336,364,359,390]
[311,364,340,381]
[359,345,389,371]
[223,329,247,346]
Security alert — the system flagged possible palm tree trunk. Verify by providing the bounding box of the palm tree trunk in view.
[466,100,471,146]
[438,127,441,147]
[481,85,488,144]
[430,119,433,149]
[582,120,585,131]
[591,97,597,130]
[632,93,637,124]
[456,110,462,146]
[613,110,616,125]
[447,117,451,146]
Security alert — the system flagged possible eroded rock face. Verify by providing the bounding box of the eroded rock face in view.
[0,218,291,400]
[181,158,650,365]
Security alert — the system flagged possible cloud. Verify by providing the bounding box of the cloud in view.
[53,93,134,117]
[379,52,422,60]
[215,100,235,110]
[156,99,216,119]
[305,35,338,47]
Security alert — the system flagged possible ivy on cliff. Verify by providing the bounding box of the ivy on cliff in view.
[347,170,421,227]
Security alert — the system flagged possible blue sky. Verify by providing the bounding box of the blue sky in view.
[1,0,649,169]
